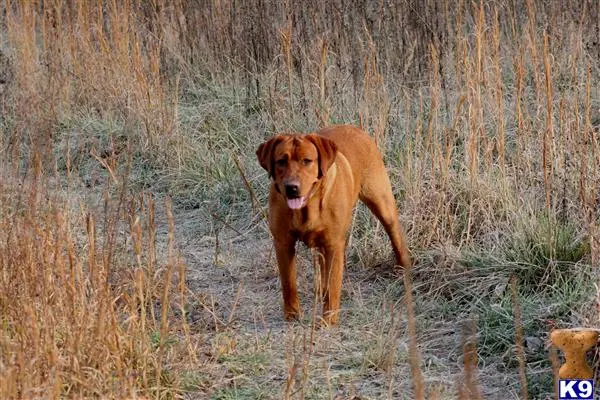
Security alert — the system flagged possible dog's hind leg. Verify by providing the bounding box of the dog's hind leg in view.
[359,175,412,268]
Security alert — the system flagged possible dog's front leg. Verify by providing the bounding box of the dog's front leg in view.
[274,239,301,320]
[321,240,345,326]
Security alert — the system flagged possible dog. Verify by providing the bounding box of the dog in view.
[256,125,412,325]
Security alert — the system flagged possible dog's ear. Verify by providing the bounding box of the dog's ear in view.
[256,136,284,177]
[306,135,337,178]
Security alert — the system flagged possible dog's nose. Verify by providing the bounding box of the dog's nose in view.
[284,183,300,198]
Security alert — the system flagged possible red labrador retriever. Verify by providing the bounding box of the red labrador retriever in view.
[257,125,412,325]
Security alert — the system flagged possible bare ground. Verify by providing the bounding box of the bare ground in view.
[166,206,523,400]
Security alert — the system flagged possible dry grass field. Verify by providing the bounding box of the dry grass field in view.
[1,1,599,399]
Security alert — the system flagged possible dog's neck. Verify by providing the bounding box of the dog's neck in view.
[322,161,337,200]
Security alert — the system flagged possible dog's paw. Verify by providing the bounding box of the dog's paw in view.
[320,312,339,328]
[284,309,302,321]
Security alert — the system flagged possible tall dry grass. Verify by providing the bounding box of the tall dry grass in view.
[0,161,200,397]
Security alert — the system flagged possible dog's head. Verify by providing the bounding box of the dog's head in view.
[256,134,337,209]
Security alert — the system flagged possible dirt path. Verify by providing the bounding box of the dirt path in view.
[165,206,517,399]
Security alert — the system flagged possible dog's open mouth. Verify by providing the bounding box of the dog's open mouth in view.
[286,196,306,210]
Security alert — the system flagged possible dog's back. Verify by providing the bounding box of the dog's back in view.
[316,125,388,194]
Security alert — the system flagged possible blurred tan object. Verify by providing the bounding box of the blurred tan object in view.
[550,328,598,379]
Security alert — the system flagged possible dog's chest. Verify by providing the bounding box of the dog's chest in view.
[290,208,326,248]
[296,229,324,248]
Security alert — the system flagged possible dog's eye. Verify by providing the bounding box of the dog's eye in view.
[303,159,313,165]
[276,159,287,166]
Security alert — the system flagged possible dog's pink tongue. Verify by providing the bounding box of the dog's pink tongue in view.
[287,197,305,209]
